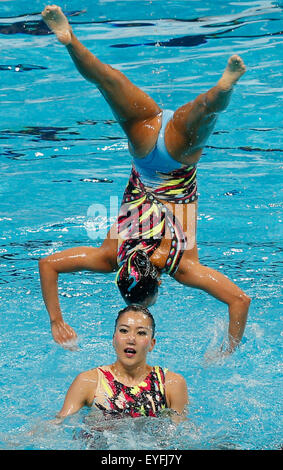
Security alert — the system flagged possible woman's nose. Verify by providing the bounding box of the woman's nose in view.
[127,334,136,343]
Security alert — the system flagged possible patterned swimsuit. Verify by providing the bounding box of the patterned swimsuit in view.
[93,366,168,418]
[117,110,198,275]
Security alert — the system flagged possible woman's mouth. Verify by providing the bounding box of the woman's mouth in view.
[124,348,136,358]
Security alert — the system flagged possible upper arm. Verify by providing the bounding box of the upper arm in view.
[39,245,116,274]
[165,371,188,415]
[57,370,98,419]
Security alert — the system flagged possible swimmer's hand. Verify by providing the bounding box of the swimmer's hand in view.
[27,417,63,437]
[51,320,78,350]
[204,348,231,365]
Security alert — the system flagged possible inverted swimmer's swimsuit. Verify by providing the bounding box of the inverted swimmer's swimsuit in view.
[133,109,198,197]
[117,110,198,276]
[93,366,168,417]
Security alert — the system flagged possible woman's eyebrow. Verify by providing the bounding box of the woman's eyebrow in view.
[118,324,149,330]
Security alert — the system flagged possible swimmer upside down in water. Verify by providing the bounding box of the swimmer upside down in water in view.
[39,5,251,354]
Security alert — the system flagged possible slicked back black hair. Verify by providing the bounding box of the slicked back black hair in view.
[114,304,155,338]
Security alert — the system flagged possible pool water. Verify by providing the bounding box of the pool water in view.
[0,0,282,450]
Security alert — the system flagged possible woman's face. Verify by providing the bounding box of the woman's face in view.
[113,311,156,365]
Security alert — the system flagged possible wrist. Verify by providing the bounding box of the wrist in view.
[228,336,240,353]
[50,315,63,325]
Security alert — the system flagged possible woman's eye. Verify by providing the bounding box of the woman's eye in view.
[119,328,128,333]
[138,331,147,335]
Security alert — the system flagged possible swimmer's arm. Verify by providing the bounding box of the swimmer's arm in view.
[174,261,251,353]
[38,246,114,345]
[28,371,95,435]
[28,372,94,435]
[165,371,188,424]
[57,370,97,420]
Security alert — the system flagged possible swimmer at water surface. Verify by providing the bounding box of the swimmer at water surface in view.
[39,5,251,354]
[56,305,188,422]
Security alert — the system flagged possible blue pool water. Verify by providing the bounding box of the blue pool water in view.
[0,0,282,450]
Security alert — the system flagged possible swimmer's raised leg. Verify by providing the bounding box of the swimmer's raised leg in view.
[219,55,246,90]
[42,5,72,45]
[166,55,247,160]
[42,5,161,158]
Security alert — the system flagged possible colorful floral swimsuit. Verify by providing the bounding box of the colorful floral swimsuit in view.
[93,366,168,418]
[117,109,198,276]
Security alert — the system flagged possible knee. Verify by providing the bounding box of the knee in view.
[194,94,208,111]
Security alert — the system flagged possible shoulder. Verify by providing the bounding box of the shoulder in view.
[75,365,113,386]
[73,369,98,391]
[165,370,187,389]
[74,366,116,406]
[164,370,188,412]
[75,368,99,382]
[153,367,186,384]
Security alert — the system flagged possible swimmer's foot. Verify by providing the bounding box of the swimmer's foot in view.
[218,55,246,90]
[42,5,72,45]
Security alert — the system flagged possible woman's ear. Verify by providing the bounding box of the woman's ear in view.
[149,337,156,352]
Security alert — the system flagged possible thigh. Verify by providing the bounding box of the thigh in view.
[103,68,161,124]
[126,114,162,158]
[67,36,162,157]
[165,98,218,163]
[97,66,162,156]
